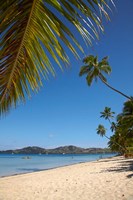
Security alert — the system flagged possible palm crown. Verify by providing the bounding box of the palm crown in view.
[100,107,115,122]
[79,55,131,100]
[96,124,107,137]
[79,55,111,86]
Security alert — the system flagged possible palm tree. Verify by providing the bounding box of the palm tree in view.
[96,124,109,139]
[79,55,132,100]
[108,100,133,154]
[100,106,117,131]
[1,0,113,115]
[108,133,125,154]
[96,124,126,153]
[100,107,115,124]
[110,122,117,132]
[117,100,133,137]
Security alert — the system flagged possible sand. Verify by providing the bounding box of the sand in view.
[0,156,133,200]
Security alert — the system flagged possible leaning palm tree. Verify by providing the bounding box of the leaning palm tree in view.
[122,99,133,116]
[79,55,132,100]
[1,0,114,115]
[117,100,133,136]
[100,106,117,131]
[100,107,115,124]
[110,122,117,132]
[97,124,126,153]
[96,124,109,139]
[115,100,133,155]
[108,133,125,154]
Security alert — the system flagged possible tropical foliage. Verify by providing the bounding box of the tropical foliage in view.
[98,101,133,155]
[109,100,133,155]
[100,107,115,124]
[79,55,132,100]
[1,0,113,115]
[96,124,107,137]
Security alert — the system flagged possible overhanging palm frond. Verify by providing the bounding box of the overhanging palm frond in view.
[1,0,113,114]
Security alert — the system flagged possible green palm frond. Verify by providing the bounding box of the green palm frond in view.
[79,65,92,76]
[100,65,112,74]
[1,0,113,115]
[83,55,95,65]
[96,124,106,137]
[86,71,94,86]
[100,107,115,119]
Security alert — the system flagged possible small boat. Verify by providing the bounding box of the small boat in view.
[22,156,31,159]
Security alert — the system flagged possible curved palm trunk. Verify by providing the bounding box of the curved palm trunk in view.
[104,135,110,140]
[103,116,117,132]
[108,119,117,132]
[108,118,111,124]
[104,135,126,153]
[99,75,132,101]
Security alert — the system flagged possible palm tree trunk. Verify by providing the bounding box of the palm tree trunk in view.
[107,118,117,132]
[99,74,132,101]
[104,135,126,153]
[104,135,110,140]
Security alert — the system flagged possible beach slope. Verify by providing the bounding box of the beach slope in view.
[0,156,133,200]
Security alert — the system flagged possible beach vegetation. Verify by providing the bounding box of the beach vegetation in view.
[79,55,132,156]
[109,100,133,156]
[100,107,115,124]
[96,124,109,139]
[79,55,132,101]
[98,101,133,156]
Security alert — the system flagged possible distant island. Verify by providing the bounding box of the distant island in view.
[0,145,114,154]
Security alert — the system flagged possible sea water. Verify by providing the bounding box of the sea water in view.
[0,153,116,177]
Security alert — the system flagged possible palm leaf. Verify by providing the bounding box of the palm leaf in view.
[1,0,113,114]
[86,71,95,86]
[101,65,112,74]
[79,65,92,76]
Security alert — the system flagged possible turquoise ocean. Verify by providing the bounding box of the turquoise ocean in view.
[0,153,116,177]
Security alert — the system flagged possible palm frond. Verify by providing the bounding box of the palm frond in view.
[101,65,112,74]
[79,65,92,76]
[0,0,113,114]
[83,55,95,64]
[86,71,94,86]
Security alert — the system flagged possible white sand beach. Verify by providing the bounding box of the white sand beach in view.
[0,156,133,200]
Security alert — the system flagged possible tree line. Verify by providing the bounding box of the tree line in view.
[79,55,133,157]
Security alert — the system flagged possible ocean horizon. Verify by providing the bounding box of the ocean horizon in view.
[0,153,116,177]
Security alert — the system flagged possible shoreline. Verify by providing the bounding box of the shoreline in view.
[0,153,116,178]
[0,161,87,179]
[0,156,133,200]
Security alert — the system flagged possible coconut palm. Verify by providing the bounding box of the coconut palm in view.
[100,106,117,131]
[79,55,132,100]
[1,0,113,115]
[108,127,129,154]
[108,100,133,154]
[110,122,117,132]
[100,107,115,124]
[117,100,133,137]
[96,124,109,139]
[108,133,125,153]
[97,124,126,153]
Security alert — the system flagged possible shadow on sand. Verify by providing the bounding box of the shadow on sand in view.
[99,157,133,179]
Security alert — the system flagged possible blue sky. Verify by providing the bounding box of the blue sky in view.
[1,0,133,150]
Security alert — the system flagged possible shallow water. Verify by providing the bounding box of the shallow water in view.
[0,153,116,177]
